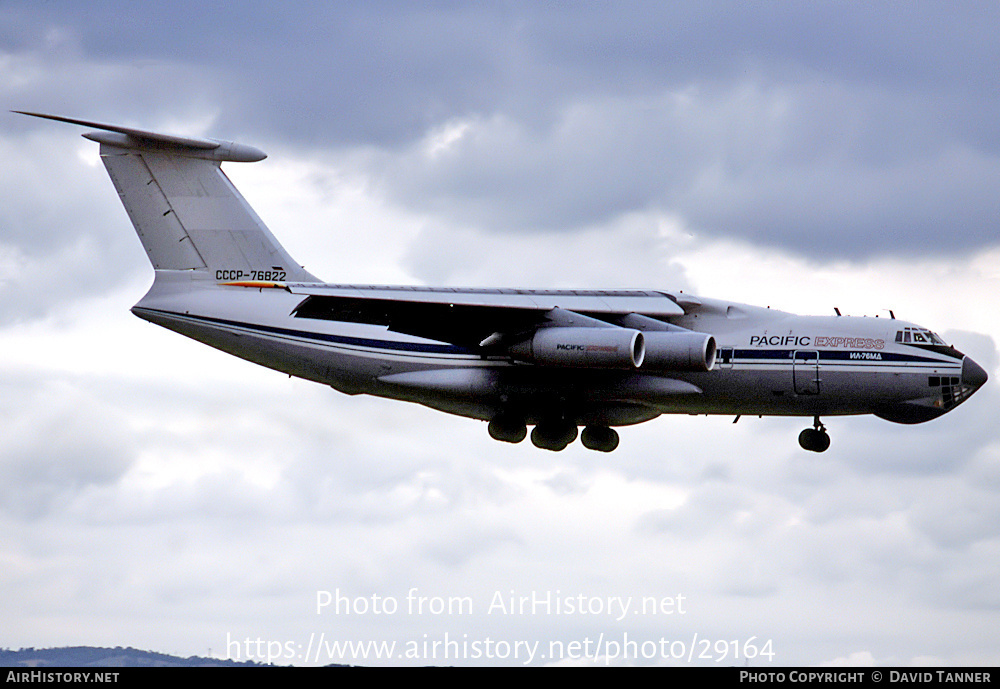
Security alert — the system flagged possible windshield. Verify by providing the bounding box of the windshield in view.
[895,327,946,345]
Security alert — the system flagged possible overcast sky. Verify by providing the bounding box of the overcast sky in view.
[2,2,1000,666]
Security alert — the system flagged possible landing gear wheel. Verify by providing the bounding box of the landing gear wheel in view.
[798,417,831,452]
[580,426,620,452]
[488,415,527,444]
[530,422,578,451]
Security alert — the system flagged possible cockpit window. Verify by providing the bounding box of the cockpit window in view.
[895,327,946,345]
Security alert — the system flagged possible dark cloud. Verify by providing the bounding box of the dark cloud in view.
[6,3,1000,143]
[5,3,1000,260]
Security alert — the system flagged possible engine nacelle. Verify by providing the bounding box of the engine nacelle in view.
[642,331,717,372]
[509,327,645,369]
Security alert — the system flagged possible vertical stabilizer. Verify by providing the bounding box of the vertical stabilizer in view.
[15,111,318,283]
[100,145,316,282]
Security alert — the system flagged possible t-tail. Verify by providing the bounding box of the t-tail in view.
[14,111,318,285]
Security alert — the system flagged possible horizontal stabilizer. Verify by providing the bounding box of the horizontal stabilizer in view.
[13,111,266,162]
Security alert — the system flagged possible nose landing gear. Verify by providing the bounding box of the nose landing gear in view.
[798,416,831,453]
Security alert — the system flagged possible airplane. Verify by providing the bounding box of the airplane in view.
[16,111,988,453]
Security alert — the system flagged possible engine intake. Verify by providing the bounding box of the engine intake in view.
[642,331,717,372]
[509,327,645,369]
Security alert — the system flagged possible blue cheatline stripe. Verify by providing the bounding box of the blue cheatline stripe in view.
[134,308,477,356]
[732,349,955,365]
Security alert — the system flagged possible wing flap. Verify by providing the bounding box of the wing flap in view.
[286,285,685,316]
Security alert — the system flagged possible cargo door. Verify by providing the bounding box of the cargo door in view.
[793,350,821,395]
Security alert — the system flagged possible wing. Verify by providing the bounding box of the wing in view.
[286,284,686,349]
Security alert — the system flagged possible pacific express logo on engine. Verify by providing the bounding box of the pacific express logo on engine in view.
[555,343,620,352]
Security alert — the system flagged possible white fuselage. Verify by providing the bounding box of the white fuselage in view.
[131,271,975,431]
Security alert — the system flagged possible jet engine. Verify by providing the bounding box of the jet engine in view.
[641,331,717,372]
[509,327,645,368]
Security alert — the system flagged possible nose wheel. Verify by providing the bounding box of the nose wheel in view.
[798,417,831,453]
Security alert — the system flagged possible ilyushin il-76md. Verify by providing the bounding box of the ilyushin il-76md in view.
[19,111,988,453]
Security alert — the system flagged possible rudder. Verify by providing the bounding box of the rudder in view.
[101,150,208,271]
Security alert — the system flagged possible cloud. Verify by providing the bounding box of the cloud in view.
[364,81,1000,262]
[8,3,1000,262]
[0,374,133,519]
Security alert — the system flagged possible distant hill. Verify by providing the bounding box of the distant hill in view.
[0,646,270,667]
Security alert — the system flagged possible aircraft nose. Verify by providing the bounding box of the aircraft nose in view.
[962,356,989,389]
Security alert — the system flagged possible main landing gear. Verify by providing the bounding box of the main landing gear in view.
[798,416,831,453]
[580,425,620,453]
[530,421,578,451]
[488,415,619,452]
